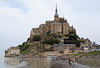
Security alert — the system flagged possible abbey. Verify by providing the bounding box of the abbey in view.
[30,6,76,39]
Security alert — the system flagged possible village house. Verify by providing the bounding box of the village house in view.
[53,43,76,54]
[5,46,20,57]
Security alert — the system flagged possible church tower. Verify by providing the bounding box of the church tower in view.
[54,5,59,23]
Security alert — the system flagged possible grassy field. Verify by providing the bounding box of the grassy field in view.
[75,51,100,68]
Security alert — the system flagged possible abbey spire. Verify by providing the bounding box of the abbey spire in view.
[55,5,58,14]
[54,4,59,18]
[54,4,59,23]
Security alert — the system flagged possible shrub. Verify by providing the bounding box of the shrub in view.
[33,35,41,41]
[65,31,80,41]
[64,39,80,47]
[18,44,31,53]
[43,39,60,45]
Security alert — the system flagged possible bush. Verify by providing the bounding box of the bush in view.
[24,45,30,50]
[64,32,80,47]
[50,33,62,38]
[64,39,80,47]
[45,47,53,52]
[33,35,41,41]
[43,39,60,45]
[51,33,58,38]
[65,31,80,41]
[58,35,62,38]
[80,40,85,43]
[18,44,31,53]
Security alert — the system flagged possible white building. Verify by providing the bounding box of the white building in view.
[84,47,89,51]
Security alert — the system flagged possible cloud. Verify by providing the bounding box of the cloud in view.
[0,7,26,22]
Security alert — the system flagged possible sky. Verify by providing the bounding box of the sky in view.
[0,0,100,56]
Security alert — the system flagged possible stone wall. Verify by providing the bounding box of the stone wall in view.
[53,44,76,54]
[43,51,63,56]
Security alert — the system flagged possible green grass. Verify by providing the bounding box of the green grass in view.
[73,51,100,57]
[84,51,100,57]
[73,52,84,56]
[75,51,100,68]
[21,45,35,55]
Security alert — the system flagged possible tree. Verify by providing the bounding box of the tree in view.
[64,39,80,47]
[65,31,80,41]
[64,31,81,47]
[18,44,31,53]
[43,39,60,45]
[33,35,41,41]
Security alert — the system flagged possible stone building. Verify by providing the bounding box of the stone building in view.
[85,38,92,46]
[5,46,20,57]
[53,43,76,54]
[30,6,76,39]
